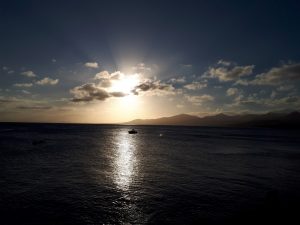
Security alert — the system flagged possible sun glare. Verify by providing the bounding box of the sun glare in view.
[110,74,140,94]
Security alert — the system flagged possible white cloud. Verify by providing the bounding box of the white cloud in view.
[185,94,214,105]
[184,81,207,90]
[226,87,239,96]
[169,77,186,84]
[204,63,254,82]
[2,66,8,71]
[36,77,59,85]
[7,70,14,74]
[94,71,110,80]
[250,63,300,85]
[85,62,99,68]
[230,94,300,110]
[110,71,123,80]
[21,70,36,77]
[94,71,125,88]
[14,83,33,88]
[217,59,231,66]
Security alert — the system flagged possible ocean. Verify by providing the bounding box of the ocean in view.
[0,123,299,224]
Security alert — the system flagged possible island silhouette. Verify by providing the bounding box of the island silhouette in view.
[124,111,300,128]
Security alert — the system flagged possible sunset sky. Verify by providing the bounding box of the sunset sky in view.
[1,0,300,123]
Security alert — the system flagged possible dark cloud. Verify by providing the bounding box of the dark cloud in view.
[132,80,174,95]
[0,98,16,103]
[17,105,52,110]
[70,83,127,102]
[70,83,110,102]
[110,92,127,97]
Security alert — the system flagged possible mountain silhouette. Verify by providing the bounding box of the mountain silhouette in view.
[124,111,300,128]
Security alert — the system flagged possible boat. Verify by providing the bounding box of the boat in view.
[128,129,138,134]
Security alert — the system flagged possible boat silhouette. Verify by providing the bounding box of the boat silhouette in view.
[128,129,137,134]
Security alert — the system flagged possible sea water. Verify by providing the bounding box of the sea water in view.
[0,123,299,224]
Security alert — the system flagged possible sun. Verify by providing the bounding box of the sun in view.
[109,73,140,94]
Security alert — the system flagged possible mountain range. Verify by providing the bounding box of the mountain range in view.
[124,111,300,128]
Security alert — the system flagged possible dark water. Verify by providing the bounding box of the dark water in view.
[0,123,300,224]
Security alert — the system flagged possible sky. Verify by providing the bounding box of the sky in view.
[1,0,300,123]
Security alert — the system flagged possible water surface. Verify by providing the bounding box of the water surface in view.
[0,124,299,224]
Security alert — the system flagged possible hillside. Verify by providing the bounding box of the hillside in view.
[124,111,300,128]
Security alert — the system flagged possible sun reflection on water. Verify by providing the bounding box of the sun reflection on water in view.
[113,131,138,191]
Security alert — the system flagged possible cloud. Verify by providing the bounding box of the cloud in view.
[204,63,254,82]
[70,83,109,102]
[169,77,186,84]
[249,63,300,85]
[277,85,294,91]
[94,70,123,80]
[270,91,277,99]
[14,83,33,88]
[21,70,36,77]
[217,59,231,66]
[185,94,214,105]
[110,92,127,97]
[131,80,174,96]
[226,87,239,96]
[0,97,18,103]
[17,105,52,110]
[36,77,59,85]
[0,96,20,105]
[176,104,184,108]
[110,71,123,80]
[21,90,31,94]
[230,94,300,110]
[7,70,14,74]
[94,71,110,80]
[98,79,112,88]
[70,83,127,102]
[52,58,56,63]
[184,81,207,90]
[94,71,125,88]
[85,62,99,68]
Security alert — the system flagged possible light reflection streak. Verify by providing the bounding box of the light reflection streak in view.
[113,131,138,191]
